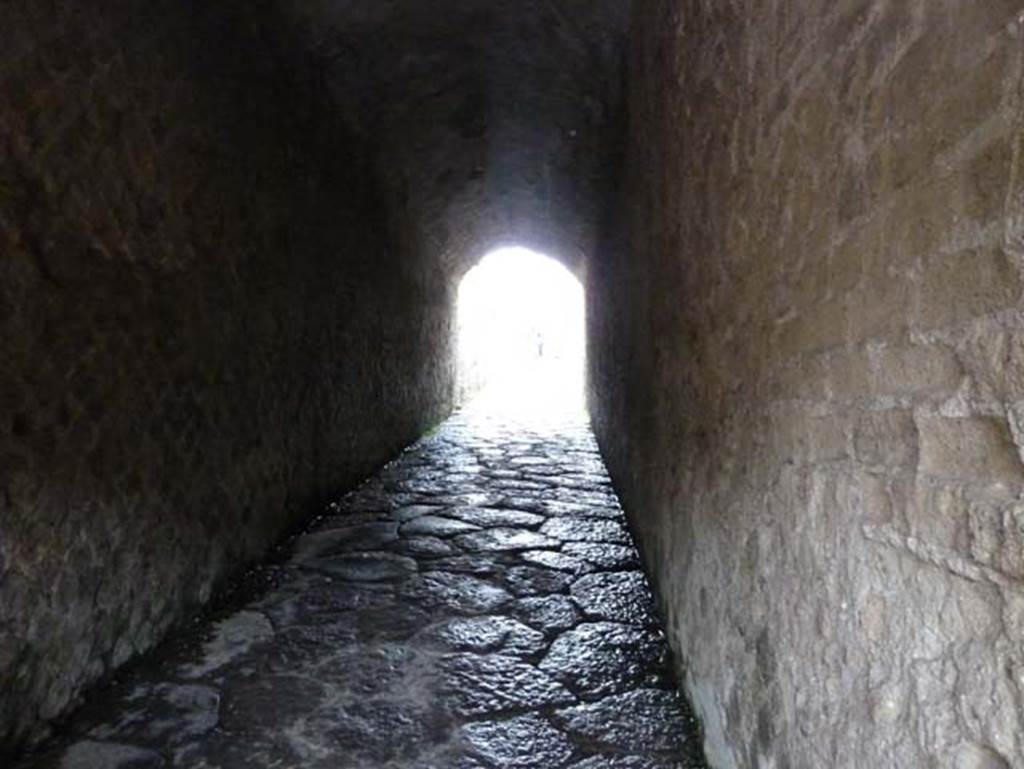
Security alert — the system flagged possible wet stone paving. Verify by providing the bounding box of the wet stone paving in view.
[21,410,707,769]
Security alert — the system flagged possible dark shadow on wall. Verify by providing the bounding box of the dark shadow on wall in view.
[0,0,455,753]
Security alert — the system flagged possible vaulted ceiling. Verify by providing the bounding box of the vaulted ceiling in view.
[281,0,631,273]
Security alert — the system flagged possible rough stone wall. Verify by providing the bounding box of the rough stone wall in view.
[590,1,1024,766]
[0,1,453,751]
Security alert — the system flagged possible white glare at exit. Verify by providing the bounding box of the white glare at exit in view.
[456,247,585,419]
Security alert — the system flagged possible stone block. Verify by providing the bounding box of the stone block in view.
[917,415,1024,484]
[965,135,1013,224]
[846,275,911,344]
[808,414,852,464]
[915,246,1022,331]
[897,481,962,551]
[879,175,964,265]
[853,410,918,469]
[825,349,872,400]
[869,344,963,399]
[957,319,1024,400]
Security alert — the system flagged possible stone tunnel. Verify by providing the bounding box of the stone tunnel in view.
[2,1,1023,767]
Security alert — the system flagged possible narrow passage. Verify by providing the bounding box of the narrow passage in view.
[22,410,706,768]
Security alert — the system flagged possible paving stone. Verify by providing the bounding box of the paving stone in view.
[444,493,506,508]
[540,622,665,696]
[425,556,502,576]
[259,579,395,627]
[395,479,451,495]
[352,601,438,643]
[17,412,705,768]
[401,516,481,537]
[461,714,575,768]
[88,684,220,746]
[312,699,453,764]
[395,536,459,557]
[455,528,561,552]
[519,549,593,574]
[179,611,274,678]
[556,689,691,754]
[394,504,446,522]
[571,572,656,625]
[550,489,621,508]
[169,732,301,768]
[55,741,165,769]
[491,479,550,492]
[400,571,512,614]
[513,595,582,634]
[425,615,548,656]
[503,565,574,597]
[447,507,546,528]
[507,455,554,466]
[445,471,484,484]
[219,674,326,732]
[258,622,361,671]
[302,551,418,581]
[292,522,399,560]
[413,752,491,769]
[440,654,577,716]
[568,756,688,769]
[540,517,631,544]
[534,500,623,519]
[313,644,427,695]
[335,491,389,513]
[482,469,524,479]
[563,542,639,570]
[519,464,567,477]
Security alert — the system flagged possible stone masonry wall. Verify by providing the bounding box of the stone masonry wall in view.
[590,1,1024,766]
[0,1,454,751]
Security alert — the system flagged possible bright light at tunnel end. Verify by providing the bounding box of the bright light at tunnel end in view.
[456,247,585,421]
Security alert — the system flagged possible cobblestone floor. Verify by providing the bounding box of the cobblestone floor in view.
[20,409,707,769]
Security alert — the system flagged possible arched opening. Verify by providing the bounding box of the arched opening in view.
[456,247,585,419]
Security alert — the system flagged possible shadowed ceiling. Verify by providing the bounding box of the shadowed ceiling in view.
[282,0,631,273]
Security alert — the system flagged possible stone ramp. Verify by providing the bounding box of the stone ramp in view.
[19,411,706,768]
